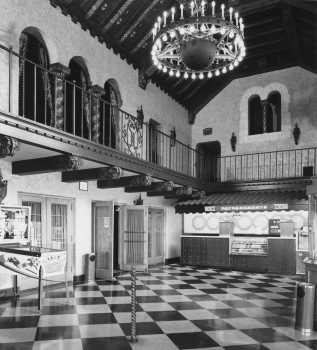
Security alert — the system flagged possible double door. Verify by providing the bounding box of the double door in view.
[94,203,164,280]
[19,193,74,284]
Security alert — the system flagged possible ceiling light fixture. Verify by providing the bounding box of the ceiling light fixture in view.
[151,0,246,80]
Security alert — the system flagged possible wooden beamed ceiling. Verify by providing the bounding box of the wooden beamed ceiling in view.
[50,0,317,118]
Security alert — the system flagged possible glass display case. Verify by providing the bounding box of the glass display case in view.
[0,205,31,244]
[231,238,268,256]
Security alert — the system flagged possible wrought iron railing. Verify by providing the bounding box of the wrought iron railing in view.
[209,147,317,183]
[0,43,315,184]
[0,43,199,178]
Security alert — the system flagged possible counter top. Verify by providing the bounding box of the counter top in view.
[181,235,228,239]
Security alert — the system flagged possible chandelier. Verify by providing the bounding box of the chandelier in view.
[151,0,246,80]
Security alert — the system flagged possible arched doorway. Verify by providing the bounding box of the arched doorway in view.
[19,28,53,124]
[196,141,221,182]
[102,79,122,149]
[66,57,91,139]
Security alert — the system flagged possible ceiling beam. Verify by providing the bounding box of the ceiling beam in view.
[120,0,161,43]
[101,0,134,34]
[125,181,174,193]
[148,186,194,197]
[97,175,152,189]
[12,155,81,175]
[85,0,104,19]
[61,166,122,182]
[281,4,302,65]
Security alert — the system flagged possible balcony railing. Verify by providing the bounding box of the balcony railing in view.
[198,147,317,183]
[0,43,199,178]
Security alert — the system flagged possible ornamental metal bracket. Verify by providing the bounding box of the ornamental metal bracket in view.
[0,135,19,158]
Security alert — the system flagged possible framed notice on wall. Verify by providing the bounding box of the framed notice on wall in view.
[269,219,280,236]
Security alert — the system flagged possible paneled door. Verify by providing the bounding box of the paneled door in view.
[121,206,148,271]
[93,201,114,280]
[148,208,165,265]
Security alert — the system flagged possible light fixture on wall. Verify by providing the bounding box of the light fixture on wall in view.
[293,123,300,145]
[151,0,246,80]
[230,132,237,152]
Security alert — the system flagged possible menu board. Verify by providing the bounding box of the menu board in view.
[269,219,280,236]
[0,205,31,243]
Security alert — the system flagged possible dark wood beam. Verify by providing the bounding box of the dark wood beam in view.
[97,175,152,189]
[61,166,122,182]
[281,4,302,65]
[148,186,194,197]
[12,155,81,175]
[126,181,174,193]
[101,0,134,34]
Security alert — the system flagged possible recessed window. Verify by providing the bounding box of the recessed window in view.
[248,91,281,135]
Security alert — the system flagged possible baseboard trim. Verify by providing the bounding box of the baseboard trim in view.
[165,257,180,265]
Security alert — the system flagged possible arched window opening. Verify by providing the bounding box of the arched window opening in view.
[248,95,262,135]
[102,80,121,149]
[266,91,281,133]
[19,29,53,124]
[66,57,91,139]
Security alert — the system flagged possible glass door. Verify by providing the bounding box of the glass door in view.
[148,208,165,265]
[121,205,148,271]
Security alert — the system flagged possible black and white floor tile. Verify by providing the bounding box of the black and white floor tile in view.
[0,264,314,350]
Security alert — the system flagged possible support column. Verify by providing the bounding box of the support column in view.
[50,63,70,130]
[90,85,105,143]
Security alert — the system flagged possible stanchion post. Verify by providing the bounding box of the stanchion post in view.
[129,264,137,343]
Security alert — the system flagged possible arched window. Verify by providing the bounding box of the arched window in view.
[66,57,91,139]
[19,28,53,124]
[102,80,122,149]
[248,95,262,135]
[266,91,281,133]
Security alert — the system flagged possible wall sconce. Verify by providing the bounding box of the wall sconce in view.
[230,132,237,152]
[293,123,300,145]
[133,193,143,206]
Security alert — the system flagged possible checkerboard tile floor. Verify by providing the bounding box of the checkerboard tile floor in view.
[0,264,313,350]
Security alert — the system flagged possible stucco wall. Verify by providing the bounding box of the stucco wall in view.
[193,67,317,155]
[0,158,182,290]
[192,67,317,181]
[0,0,191,145]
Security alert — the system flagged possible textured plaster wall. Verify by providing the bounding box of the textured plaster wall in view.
[192,67,317,155]
[0,158,182,290]
[0,0,191,145]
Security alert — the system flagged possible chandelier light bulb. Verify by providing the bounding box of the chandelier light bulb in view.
[179,27,185,35]
[199,72,204,79]
[229,64,233,70]
[207,71,212,78]
[221,4,225,19]
[201,0,206,16]
[158,63,163,70]
[184,72,189,79]
[211,1,216,16]
[222,67,227,73]
[241,23,245,36]
[176,70,181,77]
[162,34,168,41]
[229,31,234,39]
[190,1,195,16]
[235,12,239,26]
[170,30,176,38]
[191,72,197,80]
[169,70,174,76]
[157,16,162,30]
[234,60,239,66]
[163,11,168,27]
[229,7,233,22]
[171,7,175,22]
[163,66,167,73]
[215,69,220,76]
[180,3,184,19]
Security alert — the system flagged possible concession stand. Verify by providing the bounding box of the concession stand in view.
[0,205,67,310]
[176,190,309,275]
